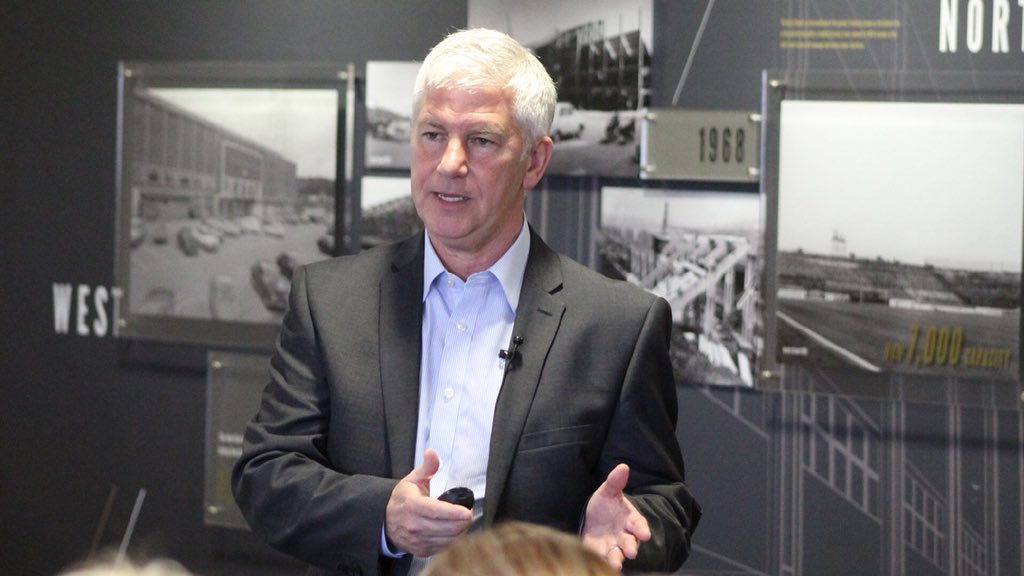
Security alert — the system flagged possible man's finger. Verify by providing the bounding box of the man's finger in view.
[407,448,441,485]
[619,533,641,558]
[600,463,630,496]
[605,545,626,570]
[628,510,652,542]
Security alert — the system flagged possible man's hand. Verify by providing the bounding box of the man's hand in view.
[582,464,651,571]
[385,449,474,557]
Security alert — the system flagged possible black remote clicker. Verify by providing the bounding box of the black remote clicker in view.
[438,487,474,509]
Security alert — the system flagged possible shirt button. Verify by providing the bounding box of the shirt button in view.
[456,320,467,332]
[446,278,454,287]
[443,387,455,401]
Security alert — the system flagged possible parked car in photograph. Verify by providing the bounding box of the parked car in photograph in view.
[383,117,411,141]
[262,219,286,238]
[276,251,301,280]
[368,108,412,141]
[192,224,222,252]
[138,287,175,315]
[550,101,585,141]
[204,217,241,237]
[250,259,290,312]
[237,215,262,234]
[317,223,335,256]
[150,220,169,245]
[177,226,200,256]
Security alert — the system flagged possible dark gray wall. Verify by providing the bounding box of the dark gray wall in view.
[1,3,465,575]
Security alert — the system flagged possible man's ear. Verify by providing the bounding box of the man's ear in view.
[522,136,554,190]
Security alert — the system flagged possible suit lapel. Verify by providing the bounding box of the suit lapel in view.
[379,235,425,478]
[484,231,565,523]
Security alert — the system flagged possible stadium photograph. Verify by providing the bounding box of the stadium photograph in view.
[774,100,1023,382]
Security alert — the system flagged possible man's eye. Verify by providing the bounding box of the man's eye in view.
[470,136,496,147]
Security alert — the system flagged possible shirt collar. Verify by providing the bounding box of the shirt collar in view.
[422,219,531,312]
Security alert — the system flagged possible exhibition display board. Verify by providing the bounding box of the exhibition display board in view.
[759,71,1024,406]
[115,61,354,349]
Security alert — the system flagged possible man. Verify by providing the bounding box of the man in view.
[233,28,699,576]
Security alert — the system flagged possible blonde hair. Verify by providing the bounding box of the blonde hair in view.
[413,28,557,151]
[58,558,195,576]
[421,522,616,576]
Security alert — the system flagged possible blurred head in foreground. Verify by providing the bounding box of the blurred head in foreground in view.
[57,557,195,576]
[421,521,616,576]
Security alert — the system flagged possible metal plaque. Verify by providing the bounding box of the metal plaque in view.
[640,108,761,182]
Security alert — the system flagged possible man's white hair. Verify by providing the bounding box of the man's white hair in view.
[413,28,557,151]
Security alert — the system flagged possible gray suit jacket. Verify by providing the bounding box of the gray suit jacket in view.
[232,230,699,576]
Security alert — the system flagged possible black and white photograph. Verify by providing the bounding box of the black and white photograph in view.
[598,186,762,387]
[365,61,419,171]
[775,100,1024,381]
[118,75,342,340]
[359,176,420,250]
[469,0,652,177]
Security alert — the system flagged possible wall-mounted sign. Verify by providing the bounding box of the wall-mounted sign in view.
[640,108,761,183]
[204,350,270,530]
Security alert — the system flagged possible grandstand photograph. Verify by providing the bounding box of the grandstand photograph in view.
[119,85,339,325]
[774,100,1024,381]
[598,186,762,387]
[365,61,418,170]
[469,0,652,177]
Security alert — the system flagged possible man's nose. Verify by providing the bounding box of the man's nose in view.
[438,139,469,177]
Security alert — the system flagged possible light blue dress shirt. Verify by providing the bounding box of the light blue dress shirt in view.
[381,221,530,559]
[415,221,530,499]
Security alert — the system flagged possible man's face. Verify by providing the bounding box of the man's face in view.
[411,85,549,265]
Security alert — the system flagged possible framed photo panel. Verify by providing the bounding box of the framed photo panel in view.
[760,71,1024,402]
[469,0,653,177]
[115,61,354,349]
[598,186,763,387]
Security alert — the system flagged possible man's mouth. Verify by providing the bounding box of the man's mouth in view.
[435,192,468,203]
